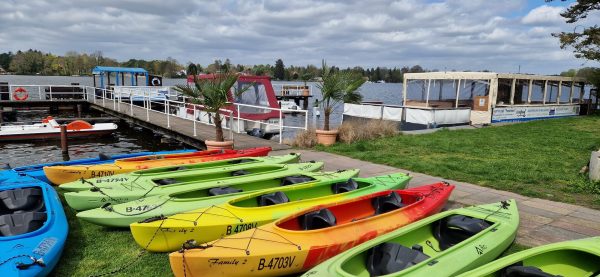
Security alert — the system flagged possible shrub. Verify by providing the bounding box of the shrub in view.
[338,119,397,143]
[290,129,317,148]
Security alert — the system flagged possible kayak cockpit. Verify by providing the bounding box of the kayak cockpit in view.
[276,190,422,231]
[151,164,292,186]
[138,158,258,174]
[489,250,600,277]
[339,213,497,276]
[0,186,48,238]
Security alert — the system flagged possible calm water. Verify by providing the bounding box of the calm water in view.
[0,75,401,167]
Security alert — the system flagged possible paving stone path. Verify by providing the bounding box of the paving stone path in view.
[273,149,600,247]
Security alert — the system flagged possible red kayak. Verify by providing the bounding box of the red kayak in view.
[169,182,455,277]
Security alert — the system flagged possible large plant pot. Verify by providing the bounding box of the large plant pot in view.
[316,129,338,146]
[205,140,234,150]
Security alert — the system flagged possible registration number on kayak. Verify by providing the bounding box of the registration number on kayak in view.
[226,222,257,235]
[257,256,296,271]
[33,237,57,256]
[125,205,156,213]
[90,170,115,178]
[95,177,129,184]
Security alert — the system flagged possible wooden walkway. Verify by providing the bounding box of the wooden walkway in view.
[89,100,289,150]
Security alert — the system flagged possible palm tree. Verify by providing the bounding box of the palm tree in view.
[317,60,366,131]
[174,72,247,142]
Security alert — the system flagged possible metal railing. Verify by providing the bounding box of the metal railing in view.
[0,84,87,101]
[272,83,313,97]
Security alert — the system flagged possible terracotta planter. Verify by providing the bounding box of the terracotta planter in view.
[205,140,234,150]
[316,129,338,146]
[302,87,310,96]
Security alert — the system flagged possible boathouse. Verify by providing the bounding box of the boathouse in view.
[343,72,593,129]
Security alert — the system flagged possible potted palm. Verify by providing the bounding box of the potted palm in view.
[316,60,366,145]
[175,71,248,150]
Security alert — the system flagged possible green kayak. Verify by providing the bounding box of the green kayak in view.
[302,200,519,277]
[59,153,301,192]
[64,162,323,211]
[77,169,383,228]
[458,236,600,277]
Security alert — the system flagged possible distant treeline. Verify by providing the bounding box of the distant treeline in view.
[0,50,432,82]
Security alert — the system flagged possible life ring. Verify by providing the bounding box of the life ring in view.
[13,87,28,101]
[151,77,162,86]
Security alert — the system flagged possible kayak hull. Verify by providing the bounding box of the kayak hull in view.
[0,175,68,277]
[43,147,271,184]
[64,162,323,211]
[129,172,406,252]
[168,183,454,277]
[303,200,519,277]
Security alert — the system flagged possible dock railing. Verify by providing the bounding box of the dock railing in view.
[272,83,313,96]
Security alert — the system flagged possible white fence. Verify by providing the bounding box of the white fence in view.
[1,85,307,144]
[343,103,472,127]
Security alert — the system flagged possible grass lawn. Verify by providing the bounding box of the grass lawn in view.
[50,194,171,276]
[318,115,600,209]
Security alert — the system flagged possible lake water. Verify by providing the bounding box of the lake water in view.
[0,75,401,167]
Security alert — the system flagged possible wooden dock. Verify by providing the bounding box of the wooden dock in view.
[90,101,290,150]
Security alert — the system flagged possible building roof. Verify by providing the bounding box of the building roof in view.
[404,71,586,82]
[92,66,148,74]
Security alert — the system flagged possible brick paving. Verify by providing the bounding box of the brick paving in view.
[273,149,600,247]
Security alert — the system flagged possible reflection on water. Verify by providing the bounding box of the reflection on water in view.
[0,110,191,168]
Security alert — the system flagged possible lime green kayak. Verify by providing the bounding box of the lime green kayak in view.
[458,236,600,277]
[78,172,407,229]
[59,153,300,192]
[302,200,519,277]
[64,162,323,211]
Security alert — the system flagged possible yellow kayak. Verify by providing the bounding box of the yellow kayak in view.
[43,147,271,184]
[129,173,410,252]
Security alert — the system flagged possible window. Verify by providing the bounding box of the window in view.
[235,82,271,113]
[496,78,512,105]
[545,81,559,104]
[530,80,544,104]
[559,82,572,104]
[514,79,529,104]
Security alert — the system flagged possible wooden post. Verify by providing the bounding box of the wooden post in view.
[76,104,82,118]
[60,125,69,160]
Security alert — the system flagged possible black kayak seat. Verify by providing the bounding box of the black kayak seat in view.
[300,208,336,230]
[208,186,243,196]
[257,191,289,207]
[228,159,255,164]
[280,175,315,186]
[501,265,560,277]
[98,153,112,161]
[367,242,430,276]
[0,212,47,237]
[434,215,491,251]
[231,170,251,176]
[372,191,404,215]
[154,178,179,186]
[0,187,45,212]
[165,166,188,172]
[331,179,359,194]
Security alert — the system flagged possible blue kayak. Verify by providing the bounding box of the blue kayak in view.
[5,149,195,184]
[0,173,68,276]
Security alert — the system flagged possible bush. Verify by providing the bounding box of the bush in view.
[290,129,317,148]
[338,119,397,143]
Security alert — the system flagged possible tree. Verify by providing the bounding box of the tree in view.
[317,60,366,131]
[551,0,600,61]
[274,59,285,80]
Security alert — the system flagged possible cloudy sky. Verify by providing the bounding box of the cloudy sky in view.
[1,0,599,74]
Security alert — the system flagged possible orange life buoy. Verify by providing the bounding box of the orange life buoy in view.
[13,87,28,101]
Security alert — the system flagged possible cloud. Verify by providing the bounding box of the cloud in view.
[0,0,595,74]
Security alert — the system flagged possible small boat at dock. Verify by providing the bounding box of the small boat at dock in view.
[0,116,117,142]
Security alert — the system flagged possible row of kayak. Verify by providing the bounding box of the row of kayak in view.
[3,147,600,276]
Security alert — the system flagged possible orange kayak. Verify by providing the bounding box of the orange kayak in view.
[43,147,271,184]
[169,182,454,277]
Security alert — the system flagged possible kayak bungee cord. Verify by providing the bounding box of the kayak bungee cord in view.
[101,196,174,216]
[163,205,244,224]
[0,254,45,271]
[88,219,167,277]
[79,178,158,204]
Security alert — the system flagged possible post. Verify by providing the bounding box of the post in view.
[38,86,42,100]
[130,92,133,116]
[304,109,308,130]
[236,105,241,133]
[279,109,283,144]
[425,79,431,107]
[146,91,150,121]
[60,125,69,160]
[76,104,82,118]
[229,110,234,140]
[49,86,53,101]
[193,105,197,136]
[166,98,170,128]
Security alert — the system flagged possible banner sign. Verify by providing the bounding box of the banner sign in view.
[492,105,579,122]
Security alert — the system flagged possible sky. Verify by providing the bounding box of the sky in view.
[1,0,599,75]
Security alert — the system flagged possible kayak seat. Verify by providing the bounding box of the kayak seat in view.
[300,208,336,230]
[0,188,45,212]
[228,159,255,164]
[165,166,188,172]
[98,153,111,161]
[280,175,315,186]
[433,215,491,251]
[0,212,47,237]
[501,265,559,277]
[372,191,404,215]
[231,170,251,176]
[257,191,289,206]
[331,179,359,194]
[208,186,243,196]
[154,178,179,186]
[366,242,430,276]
